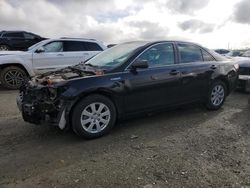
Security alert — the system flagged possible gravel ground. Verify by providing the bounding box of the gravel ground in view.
[0,88,250,188]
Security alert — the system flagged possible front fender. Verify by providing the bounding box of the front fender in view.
[0,56,35,76]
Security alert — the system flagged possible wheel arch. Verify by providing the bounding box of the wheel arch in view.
[0,63,32,77]
[66,90,121,128]
[211,76,230,96]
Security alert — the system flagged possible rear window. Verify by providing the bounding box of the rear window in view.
[2,32,24,38]
[178,43,203,63]
[84,42,103,51]
[202,49,215,61]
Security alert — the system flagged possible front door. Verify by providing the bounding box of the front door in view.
[123,43,182,114]
[32,41,67,74]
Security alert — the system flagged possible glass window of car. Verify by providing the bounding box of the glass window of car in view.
[43,41,63,52]
[202,49,215,61]
[23,32,36,39]
[86,41,148,69]
[136,43,175,68]
[84,42,103,51]
[3,32,24,38]
[178,43,203,63]
[64,41,85,51]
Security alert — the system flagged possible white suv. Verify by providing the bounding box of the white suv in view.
[0,38,106,89]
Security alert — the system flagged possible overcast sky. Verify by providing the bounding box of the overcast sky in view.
[1,0,250,49]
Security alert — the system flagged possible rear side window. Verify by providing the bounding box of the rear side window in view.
[3,32,24,38]
[84,42,103,51]
[64,41,85,51]
[178,43,203,63]
[202,49,215,61]
[24,33,36,39]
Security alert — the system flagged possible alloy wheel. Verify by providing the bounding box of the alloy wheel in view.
[80,102,111,133]
[211,84,225,106]
[4,70,25,88]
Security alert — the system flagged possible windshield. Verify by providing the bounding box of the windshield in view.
[86,41,148,69]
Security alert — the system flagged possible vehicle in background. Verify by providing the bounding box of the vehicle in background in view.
[214,49,230,55]
[225,50,246,57]
[237,59,250,92]
[0,38,106,89]
[17,41,239,139]
[240,50,250,58]
[0,31,46,51]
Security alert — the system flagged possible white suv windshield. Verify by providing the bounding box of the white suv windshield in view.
[86,41,148,68]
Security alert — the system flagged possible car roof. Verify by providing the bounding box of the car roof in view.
[0,30,26,33]
[120,40,204,47]
[44,38,101,43]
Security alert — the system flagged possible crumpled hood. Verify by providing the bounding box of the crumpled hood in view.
[29,64,102,86]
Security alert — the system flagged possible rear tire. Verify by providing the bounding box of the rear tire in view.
[0,66,28,89]
[0,44,9,51]
[206,81,227,110]
[71,95,116,139]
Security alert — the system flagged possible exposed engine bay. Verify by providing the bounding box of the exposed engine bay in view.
[30,63,102,86]
[17,63,104,126]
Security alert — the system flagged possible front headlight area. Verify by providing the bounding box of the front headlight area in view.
[47,87,58,101]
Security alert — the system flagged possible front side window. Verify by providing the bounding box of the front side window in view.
[178,43,203,63]
[43,41,63,52]
[136,43,175,68]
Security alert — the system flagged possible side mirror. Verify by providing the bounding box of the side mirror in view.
[131,60,149,71]
[35,47,45,53]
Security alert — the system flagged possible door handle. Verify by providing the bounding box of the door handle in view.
[210,65,217,69]
[83,53,89,55]
[169,70,179,75]
[57,54,64,56]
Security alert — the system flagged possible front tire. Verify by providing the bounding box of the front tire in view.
[71,95,116,139]
[206,81,227,110]
[0,66,28,89]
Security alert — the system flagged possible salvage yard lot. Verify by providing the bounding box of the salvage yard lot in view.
[0,88,250,188]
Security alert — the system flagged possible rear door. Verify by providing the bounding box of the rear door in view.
[176,43,217,102]
[123,43,182,114]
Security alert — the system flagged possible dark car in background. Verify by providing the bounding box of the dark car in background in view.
[237,59,250,92]
[17,41,239,139]
[214,49,230,55]
[225,50,246,57]
[0,30,46,51]
[240,50,250,58]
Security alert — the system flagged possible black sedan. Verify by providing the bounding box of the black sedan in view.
[17,41,239,138]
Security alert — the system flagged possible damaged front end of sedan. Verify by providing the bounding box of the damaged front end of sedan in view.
[17,64,102,130]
